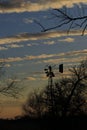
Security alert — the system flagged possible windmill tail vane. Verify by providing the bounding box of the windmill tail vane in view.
[44,64,63,86]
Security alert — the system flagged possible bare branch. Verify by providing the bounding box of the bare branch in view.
[82,23,87,35]
[34,5,87,35]
[34,19,46,32]
[54,8,72,20]
[43,19,71,32]
[0,78,23,98]
[0,57,23,98]
[67,20,74,34]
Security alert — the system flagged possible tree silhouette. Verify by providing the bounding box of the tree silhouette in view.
[0,61,22,98]
[0,78,22,98]
[23,90,45,118]
[23,60,87,118]
[34,4,87,35]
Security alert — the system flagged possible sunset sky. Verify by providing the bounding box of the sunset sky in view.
[0,0,87,119]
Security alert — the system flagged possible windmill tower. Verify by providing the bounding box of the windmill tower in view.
[44,64,63,115]
[44,65,55,87]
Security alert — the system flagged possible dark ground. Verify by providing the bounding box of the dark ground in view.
[0,116,87,130]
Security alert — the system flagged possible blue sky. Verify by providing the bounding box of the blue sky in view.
[0,0,87,118]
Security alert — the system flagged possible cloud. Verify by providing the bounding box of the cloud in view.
[0,0,87,13]
[58,49,87,57]
[25,54,55,60]
[6,44,24,48]
[4,64,11,68]
[0,49,87,80]
[0,49,87,63]
[0,44,24,51]
[35,49,87,64]
[0,54,55,63]
[23,18,34,24]
[43,41,55,45]
[0,46,8,50]
[59,37,75,42]
[2,57,23,63]
[0,30,86,45]
[27,43,39,47]
[41,56,86,64]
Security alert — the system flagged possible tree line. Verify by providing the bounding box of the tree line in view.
[23,60,87,118]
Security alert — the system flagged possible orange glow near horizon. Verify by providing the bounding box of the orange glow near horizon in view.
[0,106,23,119]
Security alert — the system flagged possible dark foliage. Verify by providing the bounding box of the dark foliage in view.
[23,60,87,118]
[0,116,87,130]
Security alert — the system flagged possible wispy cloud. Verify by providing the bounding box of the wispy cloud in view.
[0,49,87,63]
[0,30,86,45]
[25,54,55,60]
[59,37,75,42]
[43,41,55,45]
[6,44,24,48]
[0,46,8,50]
[1,57,23,63]
[0,54,54,63]
[0,44,24,51]
[4,64,11,68]
[0,0,87,13]
[27,43,39,47]
[41,56,87,64]
[23,18,34,24]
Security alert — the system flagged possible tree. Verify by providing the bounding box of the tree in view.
[34,4,87,35]
[0,61,22,98]
[60,60,87,116]
[0,78,22,98]
[23,60,87,118]
[23,90,45,118]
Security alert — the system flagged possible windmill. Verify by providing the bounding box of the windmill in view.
[44,64,63,114]
[44,64,63,86]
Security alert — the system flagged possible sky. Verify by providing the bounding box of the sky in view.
[0,0,87,119]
